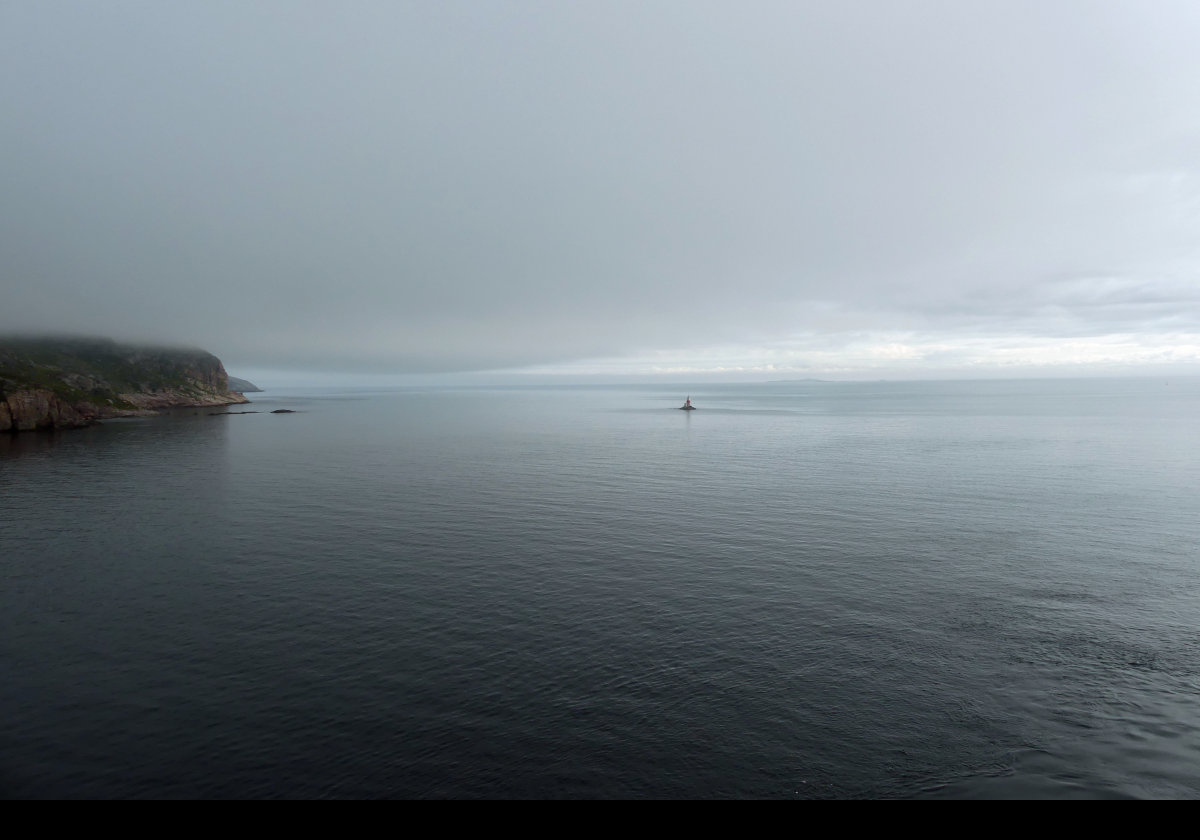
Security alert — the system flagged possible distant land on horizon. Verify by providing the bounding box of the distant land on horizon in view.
[227,375,262,393]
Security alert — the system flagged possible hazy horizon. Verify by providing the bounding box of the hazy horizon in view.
[4,2,1199,380]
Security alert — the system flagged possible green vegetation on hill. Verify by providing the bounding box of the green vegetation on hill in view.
[2,339,131,408]
[1,336,247,430]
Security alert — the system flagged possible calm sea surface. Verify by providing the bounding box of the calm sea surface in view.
[2,378,1198,798]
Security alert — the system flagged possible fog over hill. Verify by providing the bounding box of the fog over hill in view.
[0,336,247,430]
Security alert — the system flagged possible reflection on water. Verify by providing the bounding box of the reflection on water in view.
[2,380,1199,798]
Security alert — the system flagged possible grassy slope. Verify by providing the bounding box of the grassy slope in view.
[0,336,228,409]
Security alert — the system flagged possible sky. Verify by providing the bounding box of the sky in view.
[3,1,1200,381]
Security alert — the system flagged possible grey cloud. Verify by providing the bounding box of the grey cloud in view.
[3,2,1199,374]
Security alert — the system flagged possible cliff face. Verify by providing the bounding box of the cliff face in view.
[0,390,96,432]
[1,336,250,432]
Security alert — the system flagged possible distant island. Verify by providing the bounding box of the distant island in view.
[227,375,262,393]
[1,336,250,432]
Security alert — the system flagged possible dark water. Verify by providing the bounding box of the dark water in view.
[2,378,1199,798]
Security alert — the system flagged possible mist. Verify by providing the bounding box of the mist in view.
[3,2,1199,378]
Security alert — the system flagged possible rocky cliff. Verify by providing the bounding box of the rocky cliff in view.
[1,336,250,432]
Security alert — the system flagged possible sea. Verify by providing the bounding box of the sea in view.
[2,378,1198,799]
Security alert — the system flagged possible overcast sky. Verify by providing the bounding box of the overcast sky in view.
[3,1,1199,379]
